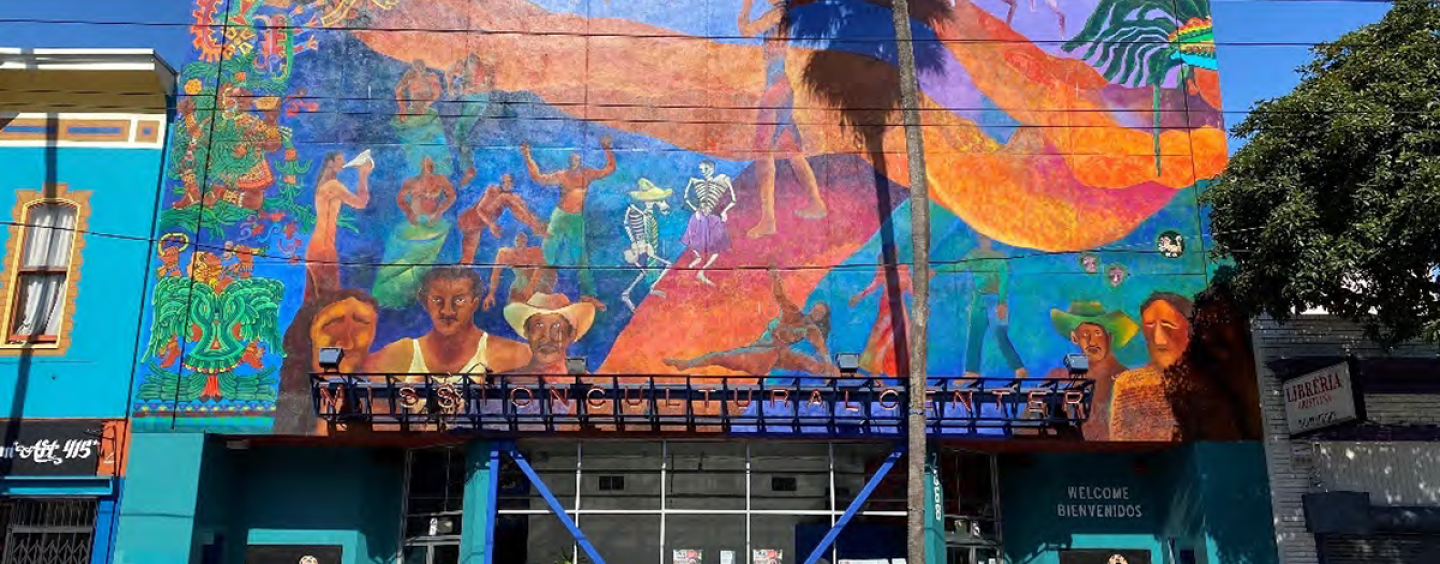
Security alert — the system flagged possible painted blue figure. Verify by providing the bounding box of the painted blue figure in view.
[958,235,1026,378]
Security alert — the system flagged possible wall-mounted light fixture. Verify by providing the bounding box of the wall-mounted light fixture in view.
[317,347,345,373]
[1063,353,1090,375]
[835,352,862,375]
[566,357,588,375]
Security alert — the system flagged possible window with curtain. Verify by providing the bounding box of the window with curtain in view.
[8,202,78,344]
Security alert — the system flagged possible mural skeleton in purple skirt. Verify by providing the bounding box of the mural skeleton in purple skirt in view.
[681,160,736,286]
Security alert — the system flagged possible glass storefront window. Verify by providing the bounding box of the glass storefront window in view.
[491,440,997,564]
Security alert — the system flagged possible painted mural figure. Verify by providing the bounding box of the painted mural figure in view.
[681,160,736,285]
[1044,301,1136,441]
[457,173,548,265]
[394,60,453,176]
[444,53,497,171]
[959,235,1026,378]
[482,232,556,311]
[998,0,1066,36]
[621,179,673,312]
[738,0,827,239]
[367,267,531,376]
[305,150,373,302]
[520,136,616,310]
[848,264,919,379]
[663,268,836,377]
[372,157,468,308]
[502,292,596,380]
[1110,292,1191,441]
[276,289,381,434]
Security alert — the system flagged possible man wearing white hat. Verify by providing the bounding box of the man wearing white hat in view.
[503,292,597,380]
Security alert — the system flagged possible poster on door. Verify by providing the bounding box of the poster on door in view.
[674,549,703,564]
[753,549,783,564]
[1058,549,1152,564]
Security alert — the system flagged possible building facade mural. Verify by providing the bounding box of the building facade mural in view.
[135,0,1251,441]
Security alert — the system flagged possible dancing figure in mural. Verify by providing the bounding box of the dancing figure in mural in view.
[998,0,1066,36]
[620,180,673,312]
[681,160,736,285]
[958,235,1026,378]
[483,232,555,311]
[394,60,453,176]
[305,150,373,302]
[372,157,468,308]
[1044,301,1137,441]
[457,173,548,264]
[738,0,826,239]
[664,268,836,377]
[849,264,922,379]
[520,136,616,310]
[444,53,497,171]
[1110,292,1191,441]
[503,293,596,380]
[368,267,530,376]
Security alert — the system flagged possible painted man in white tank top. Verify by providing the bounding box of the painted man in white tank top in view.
[367,266,530,376]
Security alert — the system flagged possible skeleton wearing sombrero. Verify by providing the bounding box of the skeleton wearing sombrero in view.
[620,178,673,312]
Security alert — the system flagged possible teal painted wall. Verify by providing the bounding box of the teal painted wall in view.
[459,441,497,564]
[113,433,206,564]
[1001,445,1278,564]
[0,145,162,419]
[116,439,404,564]
[232,446,404,564]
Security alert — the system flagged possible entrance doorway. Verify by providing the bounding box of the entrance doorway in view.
[402,446,465,564]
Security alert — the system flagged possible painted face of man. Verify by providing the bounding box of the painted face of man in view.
[1081,255,1099,274]
[524,312,575,368]
[570,152,583,169]
[310,297,377,373]
[1070,322,1112,365]
[1142,300,1191,369]
[422,277,480,337]
[1108,267,1126,287]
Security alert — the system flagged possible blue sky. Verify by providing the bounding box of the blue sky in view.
[1212,0,1392,152]
[1,0,1391,151]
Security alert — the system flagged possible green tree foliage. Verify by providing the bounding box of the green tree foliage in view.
[1202,0,1440,346]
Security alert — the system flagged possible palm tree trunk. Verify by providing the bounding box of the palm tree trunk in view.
[889,0,932,562]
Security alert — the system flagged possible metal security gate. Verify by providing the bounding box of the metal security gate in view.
[0,498,96,564]
[1323,534,1440,564]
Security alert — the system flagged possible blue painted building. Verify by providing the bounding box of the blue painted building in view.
[0,48,174,564]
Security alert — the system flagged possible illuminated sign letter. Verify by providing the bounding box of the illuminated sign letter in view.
[879,389,900,409]
[1024,390,1049,419]
[770,389,790,407]
[586,387,607,408]
[510,387,534,408]
[317,384,346,414]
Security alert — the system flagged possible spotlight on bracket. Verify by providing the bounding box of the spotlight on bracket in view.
[1063,353,1090,375]
[835,353,862,375]
[566,357,588,375]
[317,347,345,373]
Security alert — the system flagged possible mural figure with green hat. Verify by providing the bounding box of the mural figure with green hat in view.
[1045,301,1138,441]
[620,179,673,312]
[522,136,616,310]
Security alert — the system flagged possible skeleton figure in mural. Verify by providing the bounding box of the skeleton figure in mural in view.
[483,231,556,311]
[367,266,531,377]
[1110,292,1191,441]
[738,0,827,239]
[457,173,548,265]
[305,150,372,302]
[957,235,1027,378]
[620,179,674,312]
[680,160,736,286]
[1044,301,1136,441]
[521,136,616,310]
[372,157,468,308]
[664,267,837,377]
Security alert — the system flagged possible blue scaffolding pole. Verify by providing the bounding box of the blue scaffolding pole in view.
[801,443,907,564]
[505,444,610,564]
